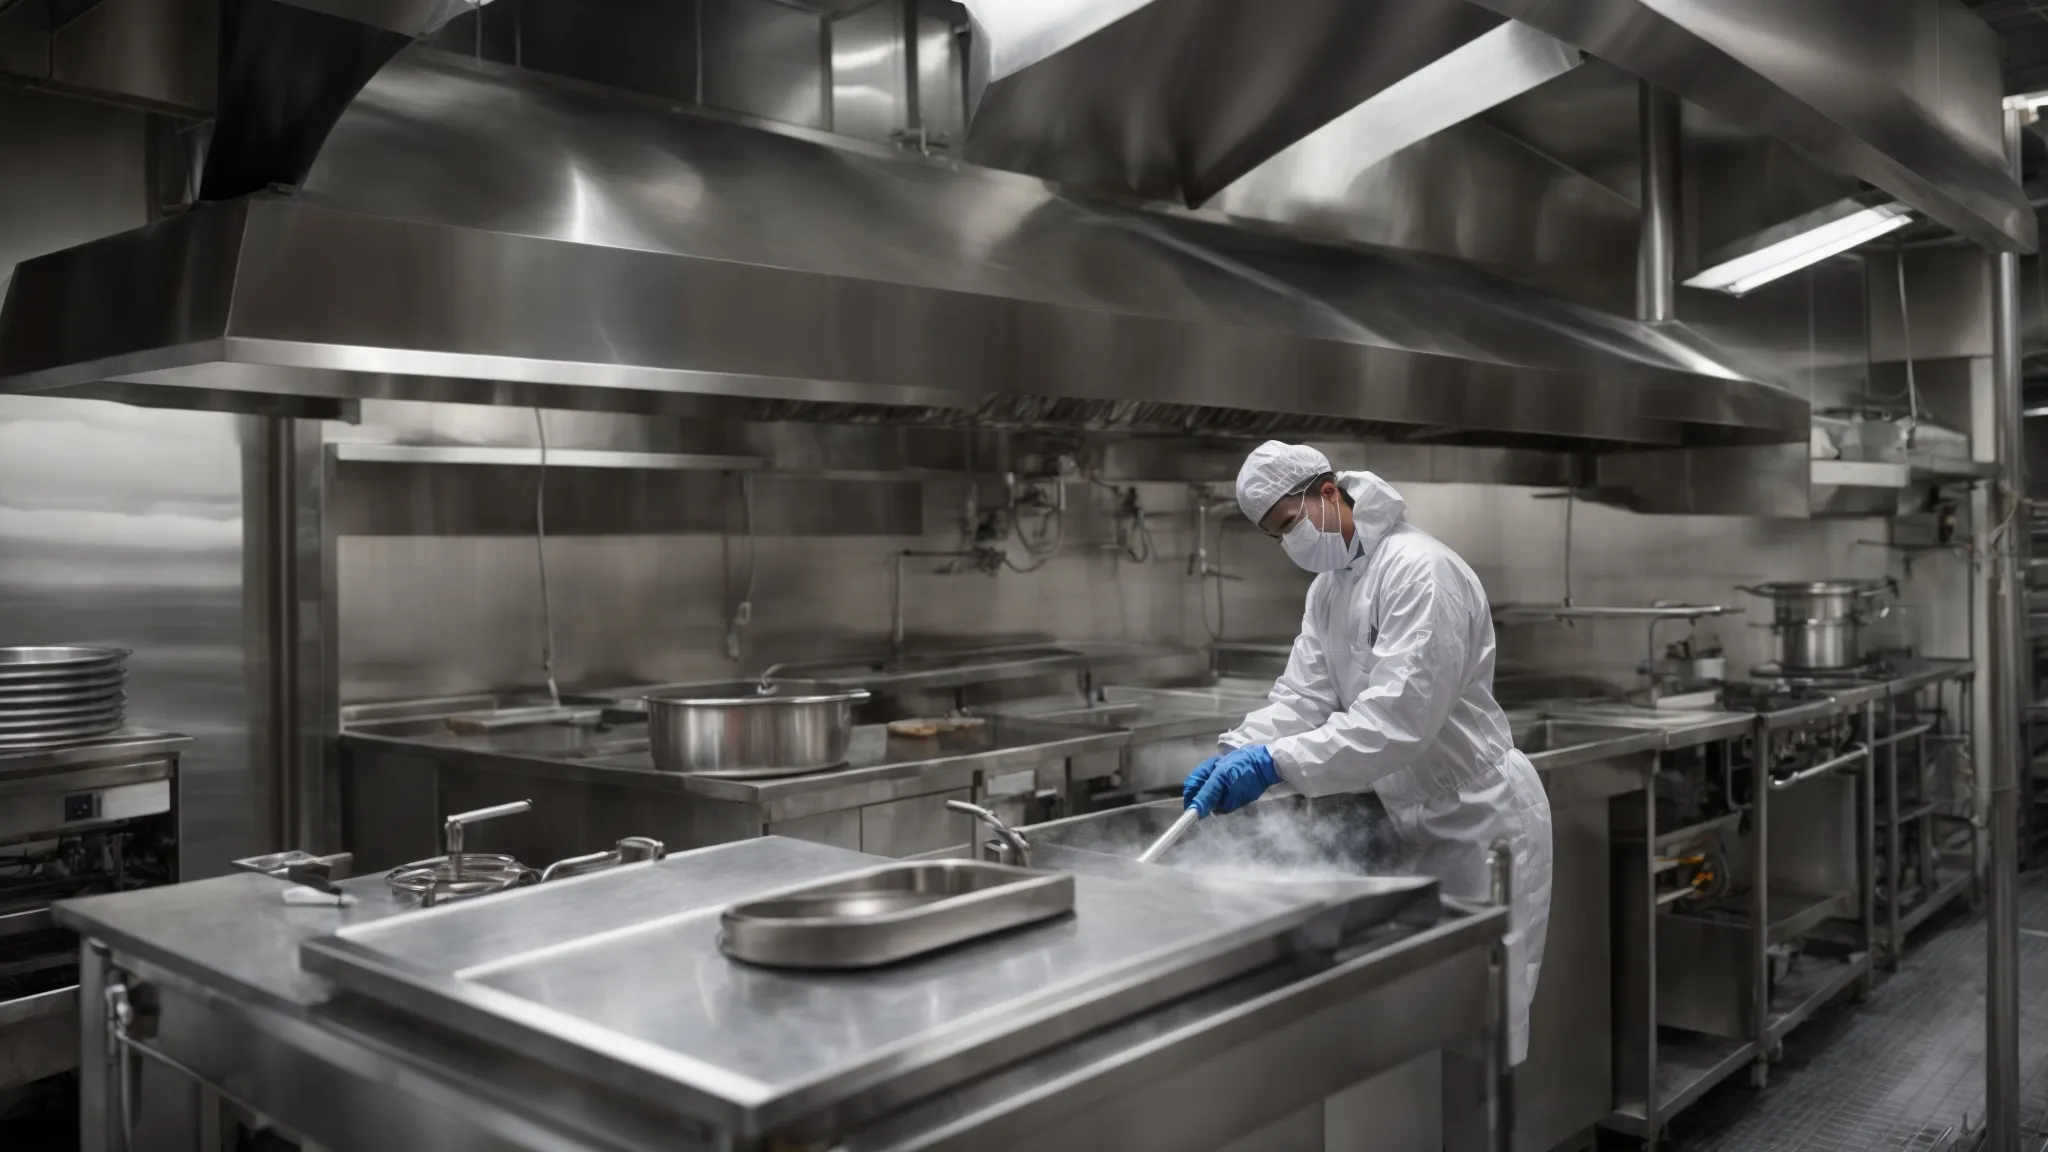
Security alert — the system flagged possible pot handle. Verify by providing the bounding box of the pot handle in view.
[1734,585,1770,598]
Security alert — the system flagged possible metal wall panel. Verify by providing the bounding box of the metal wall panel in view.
[1868,246,1993,364]
[317,405,1964,714]
[0,89,255,876]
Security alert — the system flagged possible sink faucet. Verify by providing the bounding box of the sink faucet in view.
[946,800,1032,868]
[1186,489,1242,582]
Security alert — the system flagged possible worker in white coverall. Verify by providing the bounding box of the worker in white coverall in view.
[1182,441,1553,1065]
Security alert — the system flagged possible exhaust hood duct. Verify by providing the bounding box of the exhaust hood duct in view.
[959,0,1506,205]
[202,0,493,201]
[1457,0,2035,254]
[0,47,1809,451]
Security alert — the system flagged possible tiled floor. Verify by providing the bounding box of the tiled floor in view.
[1661,873,2048,1151]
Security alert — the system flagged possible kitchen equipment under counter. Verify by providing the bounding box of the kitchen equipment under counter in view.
[57,835,1512,1152]
[341,712,1128,870]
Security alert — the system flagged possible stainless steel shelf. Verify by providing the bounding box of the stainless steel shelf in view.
[1766,952,1872,1045]
[1656,812,1744,855]
[1767,888,1853,946]
[330,443,771,471]
[1811,457,1994,488]
[1493,603,1739,624]
[1893,867,1974,938]
[1605,1031,1758,1136]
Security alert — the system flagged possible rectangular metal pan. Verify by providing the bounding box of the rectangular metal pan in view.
[719,860,1074,969]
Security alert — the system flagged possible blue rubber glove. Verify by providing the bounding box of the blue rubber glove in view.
[1181,756,1220,809]
[1187,745,1280,817]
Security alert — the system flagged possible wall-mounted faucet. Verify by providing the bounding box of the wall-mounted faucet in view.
[946,799,1032,867]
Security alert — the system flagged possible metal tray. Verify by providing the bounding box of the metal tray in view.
[719,860,1074,969]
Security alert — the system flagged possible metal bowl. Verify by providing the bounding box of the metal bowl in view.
[644,680,869,777]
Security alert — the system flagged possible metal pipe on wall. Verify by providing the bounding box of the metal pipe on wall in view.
[1985,102,2028,1152]
[1635,82,1680,324]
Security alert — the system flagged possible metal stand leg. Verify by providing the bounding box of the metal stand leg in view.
[1886,697,1903,971]
[1750,726,1772,1090]
[1487,838,1515,1152]
[1859,702,1878,1000]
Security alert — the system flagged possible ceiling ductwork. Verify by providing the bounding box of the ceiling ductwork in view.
[202,0,494,200]
[957,0,1506,206]
[0,46,1807,452]
[1460,0,2036,254]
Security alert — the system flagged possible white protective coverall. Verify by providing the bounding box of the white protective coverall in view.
[1219,471,1553,1064]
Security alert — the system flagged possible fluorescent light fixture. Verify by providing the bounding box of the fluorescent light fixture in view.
[1683,198,1914,297]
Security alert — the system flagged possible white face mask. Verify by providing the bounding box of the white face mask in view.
[1279,491,1351,572]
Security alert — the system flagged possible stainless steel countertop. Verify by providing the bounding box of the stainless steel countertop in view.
[1539,704,1755,750]
[0,728,191,778]
[56,835,1503,1149]
[53,871,415,1018]
[1535,658,1975,745]
[343,717,1129,814]
[1884,657,1974,695]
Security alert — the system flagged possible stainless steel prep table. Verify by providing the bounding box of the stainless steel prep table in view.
[57,836,1513,1152]
[341,712,1128,870]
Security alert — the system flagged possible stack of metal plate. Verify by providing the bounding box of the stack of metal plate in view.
[0,647,128,749]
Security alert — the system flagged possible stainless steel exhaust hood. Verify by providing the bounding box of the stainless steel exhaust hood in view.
[0,45,1807,450]
[959,0,1506,206]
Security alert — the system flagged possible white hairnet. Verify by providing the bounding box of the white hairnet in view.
[1235,441,1333,523]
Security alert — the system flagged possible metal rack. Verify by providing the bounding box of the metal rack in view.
[1874,668,1978,965]
[1610,690,1878,1142]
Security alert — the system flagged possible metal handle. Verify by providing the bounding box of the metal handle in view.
[443,800,532,881]
[1769,746,1867,790]
[1137,807,1200,865]
[1655,886,1699,907]
[539,836,667,882]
